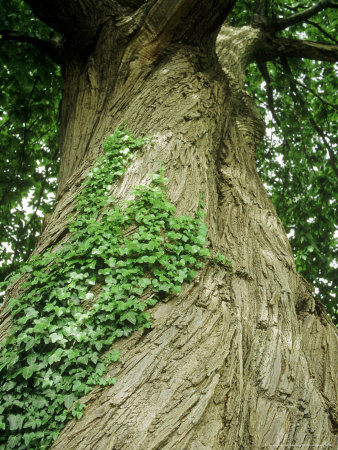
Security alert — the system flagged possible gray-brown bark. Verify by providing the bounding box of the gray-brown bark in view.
[1,1,337,448]
[255,35,338,62]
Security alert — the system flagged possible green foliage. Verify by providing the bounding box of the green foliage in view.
[0,128,210,449]
[245,58,337,322]
[212,252,232,270]
[0,0,62,284]
[230,1,337,322]
[255,58,337,321]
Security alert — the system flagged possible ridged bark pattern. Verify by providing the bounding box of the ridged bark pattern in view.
[0,8,336,449]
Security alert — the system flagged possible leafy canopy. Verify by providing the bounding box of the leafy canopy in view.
[0,0,337,322]
[0,0,61,283]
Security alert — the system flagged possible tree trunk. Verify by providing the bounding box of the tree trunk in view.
[1,1,337,448]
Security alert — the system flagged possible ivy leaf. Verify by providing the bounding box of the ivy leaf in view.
[49,333,64,343]
[24,432,36,447]
[48,348,64,365]
[95,342,103,351]
[120,311,137,325]
[8,414,24,431]
[172,285,182,294]
[25,337,39,351]
[27,354,37,366]
[22,365,35,380]
[72,380,86,393]
[2,380,16,390]
[63,394,77,410]
[105,349,120,363]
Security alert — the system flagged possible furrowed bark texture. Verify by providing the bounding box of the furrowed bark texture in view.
[1,2,337,448]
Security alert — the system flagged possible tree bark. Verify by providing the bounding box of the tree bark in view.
[1,1,337,448]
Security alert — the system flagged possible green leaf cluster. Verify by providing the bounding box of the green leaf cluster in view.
[212,252,232,270]
[250,59,337,322]
[0,128,210,449]
[0,0,61,285]
[230,1,337,322]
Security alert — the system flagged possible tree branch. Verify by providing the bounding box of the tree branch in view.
[306,19,338,45]
[136,0,237,45]
[24,0,96,33]
[23,0,128,44]
[256,61,295,161]
[309,118,338,177]
[280,57,338,178]
[256,36,338,62]
[294,79,338,110]
[0,29,63,65]
[252,0,269,27]
[267,0,338,32]
[257,61,281,127]
[283,4,338,43]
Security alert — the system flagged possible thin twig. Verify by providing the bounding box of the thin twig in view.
[280,57,337,177]
[294,79,337,110]
[306,19,338,44]
[267,0,337,32]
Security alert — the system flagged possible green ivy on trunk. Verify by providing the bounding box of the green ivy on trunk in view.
[0,128,213,449]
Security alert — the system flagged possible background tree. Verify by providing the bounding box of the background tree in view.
[0,0,337,448]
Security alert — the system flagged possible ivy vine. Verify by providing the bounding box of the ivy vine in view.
[0,128,211,449]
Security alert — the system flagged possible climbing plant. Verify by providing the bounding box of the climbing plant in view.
[0,128,213,449]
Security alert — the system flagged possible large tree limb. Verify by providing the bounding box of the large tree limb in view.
[133,0,237,49]
[0,29,63,65]
[23,0,127,44]
[105,0,237,77]
[267,0,338,32]
[256,36,338,62]
[23,0,237,54]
